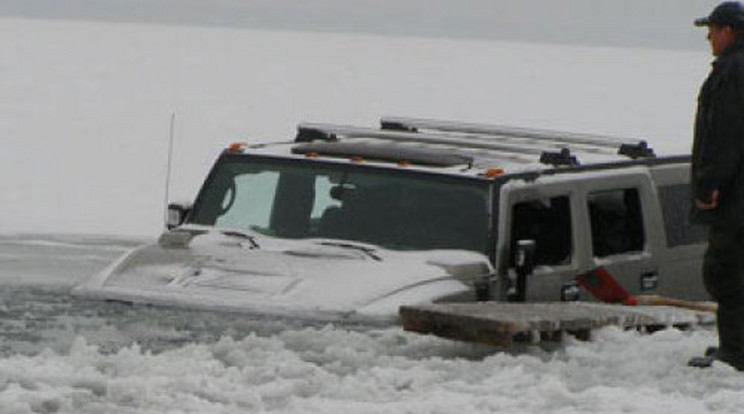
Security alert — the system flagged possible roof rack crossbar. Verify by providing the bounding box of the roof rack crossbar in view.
[297,123,582,158]
[380,116,651,153]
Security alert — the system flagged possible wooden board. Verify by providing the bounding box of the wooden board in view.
[399,302,715,347]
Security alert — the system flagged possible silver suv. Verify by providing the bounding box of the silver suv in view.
[74,117,707,321]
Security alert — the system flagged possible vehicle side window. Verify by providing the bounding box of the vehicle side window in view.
[657,184,707,247]
[510,196,572,266]
[587,188,644,257]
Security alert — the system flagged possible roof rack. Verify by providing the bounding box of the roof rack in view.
[380,116,655,159]
[292,141,474,167]
[296,123,577,158]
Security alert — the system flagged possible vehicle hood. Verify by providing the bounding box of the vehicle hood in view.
[72,227,492,323]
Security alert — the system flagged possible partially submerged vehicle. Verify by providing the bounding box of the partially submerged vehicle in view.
[73,117,708,323]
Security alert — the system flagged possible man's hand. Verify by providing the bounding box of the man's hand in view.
[696,189,720,210]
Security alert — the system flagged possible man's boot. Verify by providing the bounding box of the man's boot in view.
[688,346,718,368]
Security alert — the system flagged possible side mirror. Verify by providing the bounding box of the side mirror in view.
[509,239,536,302]
[166,202,192,230]
[515,239,537,275]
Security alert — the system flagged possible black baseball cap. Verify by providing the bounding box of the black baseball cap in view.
[695,2,744,29]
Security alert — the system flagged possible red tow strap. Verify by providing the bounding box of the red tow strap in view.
[576,267,638,306]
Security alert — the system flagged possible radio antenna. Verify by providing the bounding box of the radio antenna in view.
[163,112,176,229]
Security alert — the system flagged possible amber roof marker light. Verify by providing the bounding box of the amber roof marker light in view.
[227,142,248,153]
[485,168,505,178]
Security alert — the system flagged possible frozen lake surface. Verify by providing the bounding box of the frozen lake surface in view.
[1,235,744,413]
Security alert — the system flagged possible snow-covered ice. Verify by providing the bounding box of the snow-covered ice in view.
[2,12,743,414]
[0,270,741,413]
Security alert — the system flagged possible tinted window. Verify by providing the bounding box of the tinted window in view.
[510,196,572,266]
[657,184,707,247]
[587,188,645,257]
[189,157,491,253]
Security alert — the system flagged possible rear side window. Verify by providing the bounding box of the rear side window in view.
[657,184,707,247]
[587,188,645,257]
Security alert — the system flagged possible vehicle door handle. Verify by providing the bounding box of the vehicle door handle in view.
[640,270,658,291]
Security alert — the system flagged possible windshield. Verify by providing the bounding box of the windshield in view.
[189,155,491,253]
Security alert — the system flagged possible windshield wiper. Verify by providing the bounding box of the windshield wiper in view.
[318,241,382,261]
[221,229,260,249]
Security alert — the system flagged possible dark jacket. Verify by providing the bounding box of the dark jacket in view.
[691,39,744,226]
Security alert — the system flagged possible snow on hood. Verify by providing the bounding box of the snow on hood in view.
[73,228,493,322]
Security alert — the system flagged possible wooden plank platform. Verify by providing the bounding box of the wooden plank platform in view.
[399,302,715,347]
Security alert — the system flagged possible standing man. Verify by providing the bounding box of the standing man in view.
[689,2,744,371]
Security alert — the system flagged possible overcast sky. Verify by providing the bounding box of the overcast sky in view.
[0,0,721,50]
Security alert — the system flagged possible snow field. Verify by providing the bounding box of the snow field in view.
[0,325,742,413]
